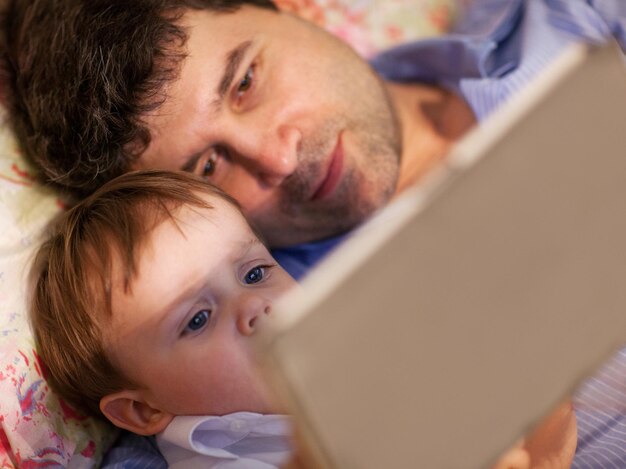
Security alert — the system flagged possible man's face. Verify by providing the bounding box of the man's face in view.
[106,196,297,417]
[137,6,401,247]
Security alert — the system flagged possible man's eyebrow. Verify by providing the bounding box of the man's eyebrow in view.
[179,40,253,173]
[215,40,253,105]
[180,152,202,173]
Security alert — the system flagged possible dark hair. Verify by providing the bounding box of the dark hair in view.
[30,169,247,419]
[0,0,276,195]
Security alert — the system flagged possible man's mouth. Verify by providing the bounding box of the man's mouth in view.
[310,134,344,201]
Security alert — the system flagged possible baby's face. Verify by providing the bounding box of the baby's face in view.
[105,196,297,418]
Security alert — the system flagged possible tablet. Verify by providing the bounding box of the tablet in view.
[261,43,626,469]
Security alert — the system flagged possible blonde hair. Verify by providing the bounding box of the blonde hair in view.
[30,170,244,419]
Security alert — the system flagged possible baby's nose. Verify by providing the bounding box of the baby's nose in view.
[236,295,272,336]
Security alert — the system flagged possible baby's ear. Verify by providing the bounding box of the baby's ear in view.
[100,390,174,436]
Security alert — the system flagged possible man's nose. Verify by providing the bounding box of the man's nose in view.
[238,124,300,187]
[236,294,272,336]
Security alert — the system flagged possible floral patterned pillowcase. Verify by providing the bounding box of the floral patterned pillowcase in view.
[0,111,117,468]
[0,1,457,467]
[290,0,460,57]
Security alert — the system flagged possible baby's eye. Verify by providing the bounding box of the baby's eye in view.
[202,156,216,177]
[186,309,211,332]
[237,66,254,96]
[244,265,269,285]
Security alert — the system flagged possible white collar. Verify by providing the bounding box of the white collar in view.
[157,412,292,468]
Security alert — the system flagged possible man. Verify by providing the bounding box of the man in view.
[3,0,625,276]
[1,0,625,467]
[2,0,472,250]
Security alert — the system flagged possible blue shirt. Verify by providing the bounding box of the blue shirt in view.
[103,1,626,466]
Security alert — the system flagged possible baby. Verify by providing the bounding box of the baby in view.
[30,170,297,467]
[29,170,576,469]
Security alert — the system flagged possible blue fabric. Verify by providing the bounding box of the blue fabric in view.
[271,232,350,280]
[101,432,167,469]
[102,0,626,466]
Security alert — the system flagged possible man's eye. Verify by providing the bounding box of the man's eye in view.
[185,309,211,332]
[244,265,271,285]
[237,66,254,95]
[201,153,217,178]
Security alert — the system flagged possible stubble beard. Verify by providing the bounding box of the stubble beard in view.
[277,79,402,243]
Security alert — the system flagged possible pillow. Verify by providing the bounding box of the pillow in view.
[0,0,457,466]
[282,0,461,56]
[0,107,117,467]
[321,0,460,56]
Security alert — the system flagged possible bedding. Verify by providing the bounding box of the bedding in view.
[296,0,463,56]
[0,0,458,466]
[0,110,116,468]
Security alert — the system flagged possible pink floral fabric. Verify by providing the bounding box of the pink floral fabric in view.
[0,1,456,466]
[279,0,460,57]
[0,109,117,468]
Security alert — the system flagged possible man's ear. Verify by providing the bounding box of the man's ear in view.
[100,390,174,436]
[272,0,325,26]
